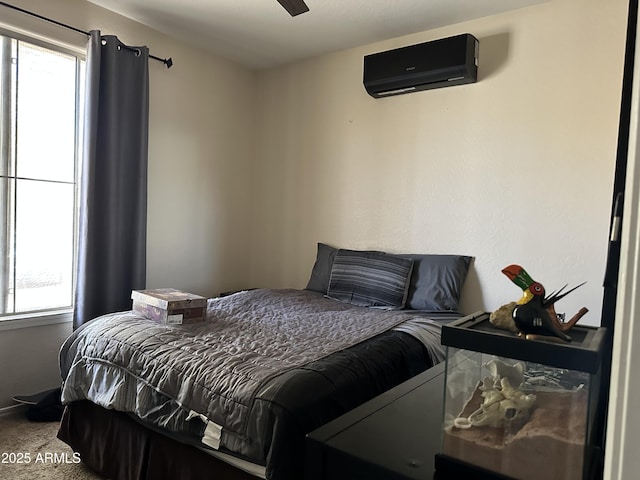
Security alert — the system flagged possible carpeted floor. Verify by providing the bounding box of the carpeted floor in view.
[0,409,106,479]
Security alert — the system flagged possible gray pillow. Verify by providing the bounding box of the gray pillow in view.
[305,243,338,293]
[327,249,414,309]
[305,243,383,294]
[398,254,472,311]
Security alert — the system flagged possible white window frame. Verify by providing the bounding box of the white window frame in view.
[0,27,84,331]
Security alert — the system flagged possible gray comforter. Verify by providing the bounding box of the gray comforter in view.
[60,288,445,472]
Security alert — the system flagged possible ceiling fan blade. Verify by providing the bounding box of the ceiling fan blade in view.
[276,0,309,16]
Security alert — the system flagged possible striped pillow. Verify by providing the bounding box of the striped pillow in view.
[327,249,414,308]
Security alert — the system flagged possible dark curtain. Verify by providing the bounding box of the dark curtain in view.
[73,31,149,328]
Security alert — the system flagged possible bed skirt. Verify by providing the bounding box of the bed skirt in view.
[57,400,257,480]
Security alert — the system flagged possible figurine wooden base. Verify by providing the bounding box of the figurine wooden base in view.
[442,384,588,480]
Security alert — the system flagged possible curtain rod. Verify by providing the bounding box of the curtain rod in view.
[0,1,173,68]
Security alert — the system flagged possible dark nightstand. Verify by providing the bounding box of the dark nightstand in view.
[305,362,445,480]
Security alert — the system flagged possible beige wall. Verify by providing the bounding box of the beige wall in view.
[0,320,72,408]
[0,0,256,408]
[251,0,627,324]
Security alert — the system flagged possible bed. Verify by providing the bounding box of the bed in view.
[57,244,472,480]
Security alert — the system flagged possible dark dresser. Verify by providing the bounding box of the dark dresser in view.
[305,362,445,479]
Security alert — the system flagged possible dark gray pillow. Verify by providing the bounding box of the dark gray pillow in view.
[398,254,472,311]
[305,243,338,293]
[327,249,414,309]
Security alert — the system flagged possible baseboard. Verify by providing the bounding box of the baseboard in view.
[0,403,28,418]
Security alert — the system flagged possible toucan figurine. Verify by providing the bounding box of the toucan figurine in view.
[501,264,588,342]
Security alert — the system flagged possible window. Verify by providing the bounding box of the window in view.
[0,31,84,319]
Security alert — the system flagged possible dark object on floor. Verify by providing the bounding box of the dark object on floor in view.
[17,388,63,422]
[13,390,54,405]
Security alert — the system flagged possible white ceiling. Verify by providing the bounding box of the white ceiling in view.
[88,0,548,69]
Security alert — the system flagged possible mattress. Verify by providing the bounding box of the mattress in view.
[59,288,457,479]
